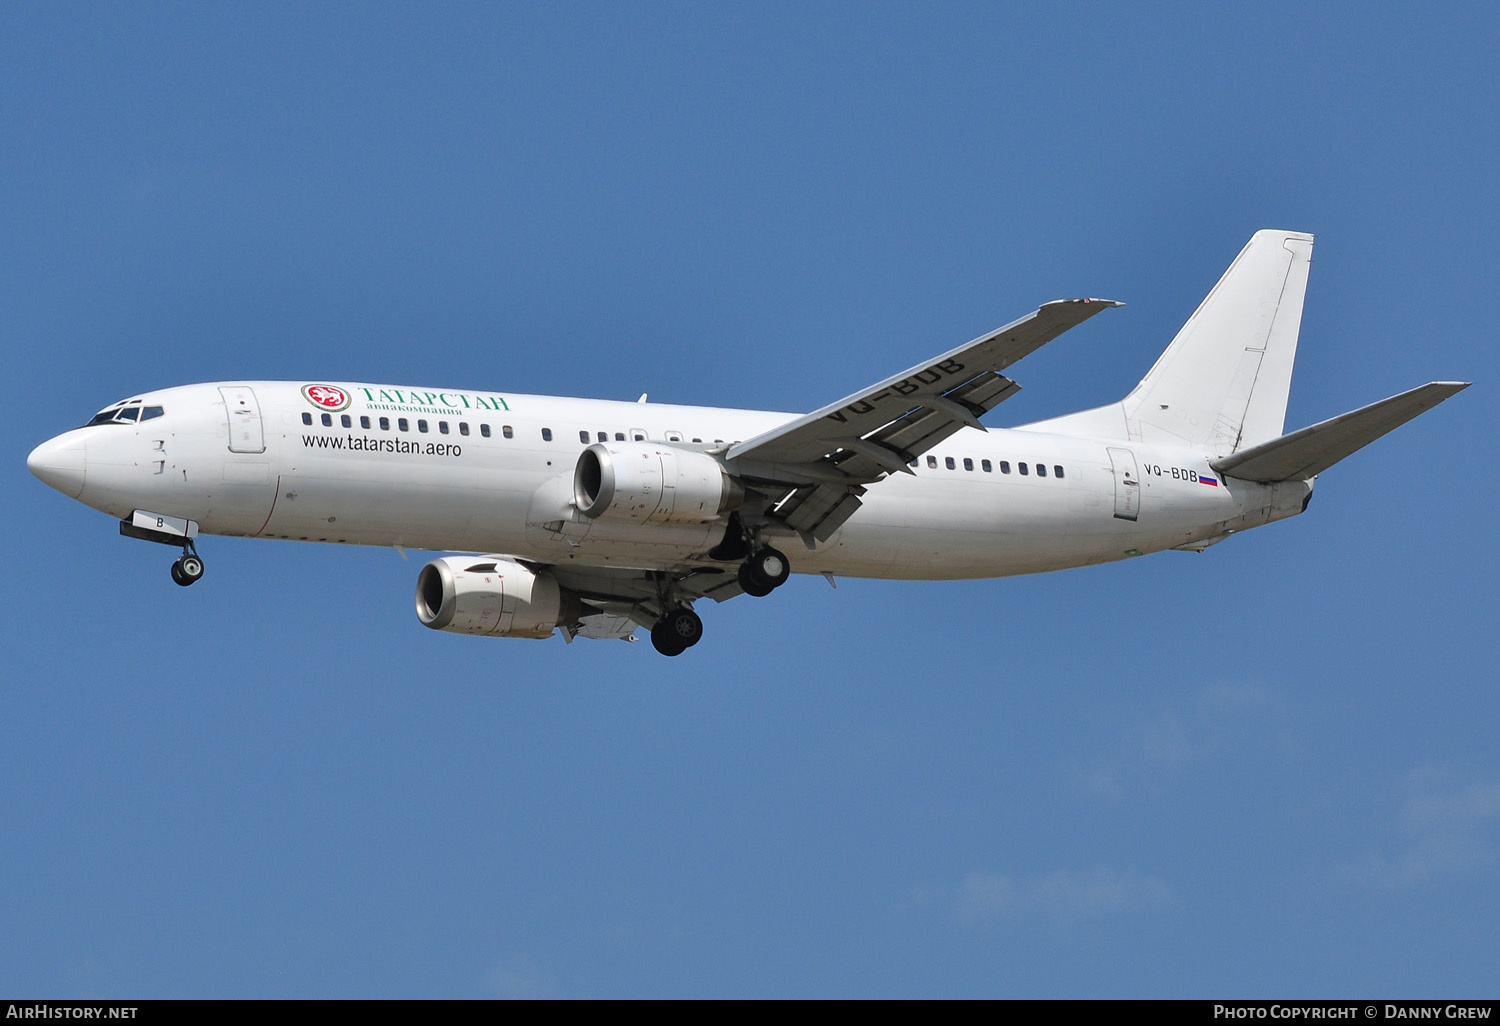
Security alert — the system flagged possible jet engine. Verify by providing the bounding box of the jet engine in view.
[415,556,583,638]
[573,442,743,525]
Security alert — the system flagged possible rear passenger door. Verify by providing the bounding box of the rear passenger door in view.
[1106,447,1140,521]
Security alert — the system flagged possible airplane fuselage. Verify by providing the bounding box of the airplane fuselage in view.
[35,380,1311,581]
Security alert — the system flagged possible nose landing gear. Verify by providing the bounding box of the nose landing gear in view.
[170,548,205,587]
[119,511,206,588]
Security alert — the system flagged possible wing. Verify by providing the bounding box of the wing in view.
[726,298,1121,541]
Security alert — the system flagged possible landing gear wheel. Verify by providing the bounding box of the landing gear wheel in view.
[650,607,703,656]
[739,547,789,596]
[172,554,204,587]
[737,561,775,597]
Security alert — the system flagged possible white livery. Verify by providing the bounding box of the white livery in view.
[27,231,1468,655]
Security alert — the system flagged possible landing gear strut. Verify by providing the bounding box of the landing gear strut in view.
[651,606,703,657]
[738,546,790,598]
[170,543,205,587]
[119,512,207,588]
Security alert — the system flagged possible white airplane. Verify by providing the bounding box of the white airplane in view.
[28,230,1467,655]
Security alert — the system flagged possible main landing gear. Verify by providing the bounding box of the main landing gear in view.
[651,606,703,657]
[169,543,205,587]
[710,517,792,598]
[647,544,792,657]
[737,546,790,598]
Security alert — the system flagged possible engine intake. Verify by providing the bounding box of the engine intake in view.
[574,442,743,525]
[415,556,582,638]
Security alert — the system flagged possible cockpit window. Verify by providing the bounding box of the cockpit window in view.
[85,401,159,427]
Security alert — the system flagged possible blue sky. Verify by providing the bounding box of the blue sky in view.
[3,3,1496,997]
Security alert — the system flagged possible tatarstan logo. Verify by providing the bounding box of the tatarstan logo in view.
[302,385,351,412]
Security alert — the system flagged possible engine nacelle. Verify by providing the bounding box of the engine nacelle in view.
[415,556,582,638]
[574,442,743,525]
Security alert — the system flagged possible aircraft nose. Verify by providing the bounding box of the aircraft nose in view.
[27,432,88,499]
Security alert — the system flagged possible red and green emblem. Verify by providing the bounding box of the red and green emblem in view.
[302,384,351,412]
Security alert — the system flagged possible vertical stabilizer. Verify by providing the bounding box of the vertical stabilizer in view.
[1124,230,1313,453]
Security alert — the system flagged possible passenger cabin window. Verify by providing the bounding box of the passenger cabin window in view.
[541,428,552,441]
[360,416,371,429]
[927,456,937,469]
[302,412,313,425]
[459,422,469,436]
[615,432,625,441]
[398,418,409,432]
[632,432,644,441]
[341,414,351,428]
[579,430,590,443]
[1000,461,1011,474]
[1019,462,1029,475]
[321,413,332,427]
[480,424,491,438]
[418,420,428,433]
[982,459,992,472]
[1037,463,1046,477]
[598,432,608,442]
[1054,465,1064,479]
[502,425,513,438]
[439,421,449,434]
[945,457,955,469]
[380,417,390,430]
[963,458,974,471]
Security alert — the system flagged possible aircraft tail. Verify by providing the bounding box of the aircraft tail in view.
[1126,229,1313,453]
[1025,230,1315,455]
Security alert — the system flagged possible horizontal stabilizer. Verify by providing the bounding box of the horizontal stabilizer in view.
[1211,382,1469,483]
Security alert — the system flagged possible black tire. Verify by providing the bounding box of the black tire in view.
[170,560,189,587]
[650,618,688,656]
[738,561,775,597]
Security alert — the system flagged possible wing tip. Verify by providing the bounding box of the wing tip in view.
[1043,297,1124,308]
[1413,380,1471,401]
